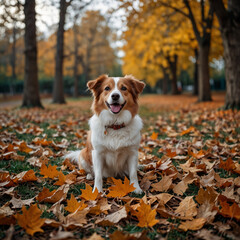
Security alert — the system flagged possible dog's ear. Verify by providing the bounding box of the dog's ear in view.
[125,75,145,95]
[87,75,108,100]
[87,75,108,91]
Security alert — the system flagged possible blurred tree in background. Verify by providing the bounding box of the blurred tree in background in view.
[0,0,239,109]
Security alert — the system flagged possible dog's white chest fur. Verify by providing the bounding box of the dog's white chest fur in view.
[89,110,143,177]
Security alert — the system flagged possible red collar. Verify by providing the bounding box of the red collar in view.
[104,123,125,135]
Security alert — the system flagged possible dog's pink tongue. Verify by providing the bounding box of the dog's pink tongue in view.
[110,104,121,113]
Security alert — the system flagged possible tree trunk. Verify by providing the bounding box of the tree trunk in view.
[22,0,42,108]
[222,26,240,109]
[210,0,240,109]
[198,43,212,101]
[52,0,67,104]
[193,48,199,95]
[162,67,169,94]
[10,24,17,95]
[167,54,179,95]
[73,25,79,98]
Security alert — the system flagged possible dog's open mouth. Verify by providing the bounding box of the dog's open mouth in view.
[106,102,126,114]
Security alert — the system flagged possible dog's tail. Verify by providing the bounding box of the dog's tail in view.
[64,150,81,167]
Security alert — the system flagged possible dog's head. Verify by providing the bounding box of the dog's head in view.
[87,75,145,117]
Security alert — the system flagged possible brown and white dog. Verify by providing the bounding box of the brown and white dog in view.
[66,75,145,193]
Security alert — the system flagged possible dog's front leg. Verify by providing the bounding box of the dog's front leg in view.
[128,149,143,194]
[92,149,103,193]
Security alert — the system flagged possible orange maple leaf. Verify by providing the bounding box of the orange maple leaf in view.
[166,149,177,158]
[65,194,87,213]
[219,200,240,221]
[36,187,56,202]
[80,184,99,201]
[13,169,38,184]
[107,177,136,198]
[150,132,158,140]
[188,149,205,159]
[219,157,236,172]
[18,142,33,153]
[134,200,159,227]
[180,126,195,136]
[54,172,66,186]
[39,164,60,179]
[54,172,77,186]
[33,138,52,146]
[15,204,45,236]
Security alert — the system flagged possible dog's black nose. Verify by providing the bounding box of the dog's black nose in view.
[111,93,120,101]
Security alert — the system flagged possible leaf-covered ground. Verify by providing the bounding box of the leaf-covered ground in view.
[0,93,240,240]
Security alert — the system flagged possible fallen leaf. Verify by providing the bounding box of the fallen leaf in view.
[10,197,34,209]
[166,149,177,158]
[49,227,74,240]
[219,200,240,221]
[134,200,159,228]
[150,132,158,140]
[107,177,135,198]
[175,196,197,220]
[180,126,195,136]
[97,206,127,226]
[80,184,99,201]
[151,175,172,192]
[196,187,218,205]
[179,218,206,231]
[40,164,60,179]
[65,194,87,213]
[18,141,33,153]
[219,157,236,172]
[86,232,104,240]
[15,204,45,236]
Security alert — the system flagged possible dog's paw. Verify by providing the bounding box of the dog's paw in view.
[93,186,103,193]
[133,187,143,194]
[86,173,93,180]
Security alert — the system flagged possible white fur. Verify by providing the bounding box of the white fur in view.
[107,77,125,105]
[65,78,143,194]
[89,109,143,193]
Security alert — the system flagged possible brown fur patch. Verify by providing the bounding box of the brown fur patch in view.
[80,131,93,166]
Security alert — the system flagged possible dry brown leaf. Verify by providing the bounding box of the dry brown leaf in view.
[175,196,197,220]
[195,187,218,205]
[64,208,89,228]
[49,227,74,240]
[86,232,104,240]
[10,197,34,209]
[219,200,240,221]
[15,204,45,236]
[96,206,127,226]
[179,218,206,231]
[151,175,172,192]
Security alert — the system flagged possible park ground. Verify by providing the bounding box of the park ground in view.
[0,92,240,239]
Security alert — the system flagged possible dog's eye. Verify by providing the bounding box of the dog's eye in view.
[105,86,110,91]
[121,86,127,91]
